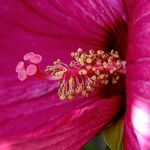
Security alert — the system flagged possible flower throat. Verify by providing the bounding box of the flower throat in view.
[16,48,126,100]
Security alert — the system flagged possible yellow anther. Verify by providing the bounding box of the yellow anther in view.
[92,67,96,71]
[55,72,60,77]
[76,86,82,93]
[116,76,120,80]
[78,58,85,65]
[86,58,92,64]
[67,94,74,100]
[98,74,105,79]
[60,94,66,100]
[86,65,92,70]
[69,77,74,84]
[95,70,100,75]
[97,50,101,55]
[82,90,88,97]
[86,85,91,91]
[74,52,78,57]
[77,48,83,53]
[89,50,94,54]
[96,60,102,65]
[82,69,87,75]
[53,59,61,65]
[103,62,108,68]
[80,54,85,58]
[79,69,87,75]
[113,54,119,58]
[91,75,96,80]
[97,50,104,55]
[78,70,82,75]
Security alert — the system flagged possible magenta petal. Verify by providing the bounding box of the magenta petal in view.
[0,0,127,67]
[0,94,121,150]
[125,0,150,149]
[0,0,127,149]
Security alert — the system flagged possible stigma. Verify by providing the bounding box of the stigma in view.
[45,48,126,100]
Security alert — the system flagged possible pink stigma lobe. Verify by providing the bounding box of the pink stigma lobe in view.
[23,52,35,61]
[16,52,43,81]
[26,64,37,76]
[30,54,42,64]
[15,61,24,73]
[18,69,27,81]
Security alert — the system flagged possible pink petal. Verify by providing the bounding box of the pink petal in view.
[23,52,35,61]
[30,54,42,64]
[18,69,27,81]
[125,1,150,149]
[15,61,24,73]
[26,64,37,76]
[0,0,127,149]
[0,0,127,66]
[0,92,122,150]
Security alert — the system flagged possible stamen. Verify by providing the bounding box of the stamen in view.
[16,49,126,100]
[45,48,126,100]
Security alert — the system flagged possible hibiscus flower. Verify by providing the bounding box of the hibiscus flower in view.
[0,0,150,150]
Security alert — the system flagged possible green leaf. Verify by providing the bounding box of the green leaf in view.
[103,119,124,150]
[83,144,96,150]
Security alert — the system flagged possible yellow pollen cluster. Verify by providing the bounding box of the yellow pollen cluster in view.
[45,48,125,100]
[45,60,67,79]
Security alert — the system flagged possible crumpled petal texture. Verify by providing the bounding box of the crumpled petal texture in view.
[0,0,126,149]
[125,0,150,149]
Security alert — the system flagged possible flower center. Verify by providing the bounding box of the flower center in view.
[16,49,126,100]
[45,48,126,100]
